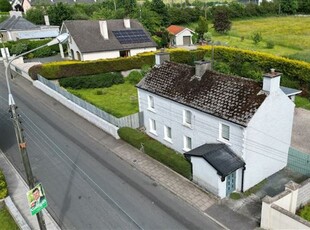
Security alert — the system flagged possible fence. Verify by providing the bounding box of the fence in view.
[37,75,143,129]
[287,147,310,177]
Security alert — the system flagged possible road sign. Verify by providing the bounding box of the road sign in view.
[26,183,48,216]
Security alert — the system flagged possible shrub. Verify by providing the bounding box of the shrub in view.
[141,65,151,77]
[59,72,124,89]
[11,43,28,55]
[126,71,143,85]
[266,40,275,49]
[118,127,191,179]
[0,170,8,199]
[252,32,263,45]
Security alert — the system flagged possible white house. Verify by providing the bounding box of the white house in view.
[60,19,157,61]
[137,53,295,198]
[0,11,59,42]
[167,25,194,46]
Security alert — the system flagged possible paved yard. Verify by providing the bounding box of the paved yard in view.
[291,108,310,153]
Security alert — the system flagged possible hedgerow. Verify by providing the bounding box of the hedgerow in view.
[0,170,8,199]
[118,127,191,179]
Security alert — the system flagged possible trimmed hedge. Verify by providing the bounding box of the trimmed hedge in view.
[29,46,310,95]
[0,170,8,199]
[59,72,124,89]
[118,127,191,179]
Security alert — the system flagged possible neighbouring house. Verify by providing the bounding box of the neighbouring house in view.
[261,179,310,229]
[0,11,59,42]
[60,19,157,61]
[136,52,296,198]
[167,25,194,46]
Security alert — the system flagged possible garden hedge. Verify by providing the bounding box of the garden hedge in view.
[0,170,8,199]
[118,127,191,179]
[29,46,310,95]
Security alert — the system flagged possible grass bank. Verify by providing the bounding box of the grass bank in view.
[0,206,19,230]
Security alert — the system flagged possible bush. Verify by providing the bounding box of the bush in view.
[118,127,191,179]
[59,72,124,89]
[126,71,143,85]
[0,170,8,199]
[252,32,263,45]
[266,40,275,49]
[11,43,28,55]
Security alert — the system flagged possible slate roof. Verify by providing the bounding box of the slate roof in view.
[63,19,157,53]
[137,61,267,126]
[280,86,302,96]
[0,16,39,31]
[184,143,245,177]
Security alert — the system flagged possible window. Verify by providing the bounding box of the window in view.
[183,136,192,151]
[164,126,172,142]
[148,95,155,110]
[183,110,192,126]
[221,124,230,141]
[149,119,157,134]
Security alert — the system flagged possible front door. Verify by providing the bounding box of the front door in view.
[226,171,236,196]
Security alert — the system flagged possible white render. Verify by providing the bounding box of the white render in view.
[138,76,295,198]
[171,28,193,46]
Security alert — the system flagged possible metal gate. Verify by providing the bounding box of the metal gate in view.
[287,147,310,176]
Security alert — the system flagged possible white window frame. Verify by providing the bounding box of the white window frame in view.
[149,119,157,135]
[218,123,231,144]
[183,110,192,127]
[147,95,155,111]
[183,136,192,151]
[164,125,172,143]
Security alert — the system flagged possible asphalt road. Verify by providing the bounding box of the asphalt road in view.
[0,64,223,230]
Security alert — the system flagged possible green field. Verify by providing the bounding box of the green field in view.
[68,82,138,118]
[188,16,310,60]
[0,207,19,230]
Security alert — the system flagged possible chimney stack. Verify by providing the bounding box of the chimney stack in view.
[124,18,131,29]
[194,61,211,80]
[9,11,22,18]
[44,15,50,26]
[99,21,109,40]
[155,50,170,66]
[263,68,281,93]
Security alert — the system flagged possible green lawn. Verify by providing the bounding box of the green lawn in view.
[187,16,310,60]
[0,206,19,230]
[68,82,139,118]
[295,96,310,110]
[297,203,310,222]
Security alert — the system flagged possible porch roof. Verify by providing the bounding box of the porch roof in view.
[184,143,245,178]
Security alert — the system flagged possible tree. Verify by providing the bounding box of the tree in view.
[25,7,45,25]
[280,0,298,14]
[150,0,169,26]
[195,16,208,42]
[46,3,74,26]
[212,6,231,34]
[297,0,310,13]
[0,0,12,12]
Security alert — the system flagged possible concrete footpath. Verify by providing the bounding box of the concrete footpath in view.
[0,149,60,230]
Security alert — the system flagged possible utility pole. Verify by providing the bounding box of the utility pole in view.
[9,100,47,230]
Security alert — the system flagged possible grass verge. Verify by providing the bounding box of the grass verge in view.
[295,96,310,110]
[297,203,310,222]
[0,206,19,230]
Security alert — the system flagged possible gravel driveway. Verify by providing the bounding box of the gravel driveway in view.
[291,108,310,153]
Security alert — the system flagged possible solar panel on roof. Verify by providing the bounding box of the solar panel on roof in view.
[113,29,151,44]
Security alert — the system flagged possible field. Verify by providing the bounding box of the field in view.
[188,16,310,61]
[0,206,19,230]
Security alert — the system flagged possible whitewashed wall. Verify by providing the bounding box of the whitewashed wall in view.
[175,29,193,46]
[244,90,295,190]
[130,47,157,56]
[82,50,120,61]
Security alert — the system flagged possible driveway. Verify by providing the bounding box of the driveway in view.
[291,108,310,153]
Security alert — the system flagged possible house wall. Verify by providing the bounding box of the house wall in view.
[130,47,157,56]
[82,51,120,61]
[244,90,295,190]
[175,29,193,46]
[138,89,245,194]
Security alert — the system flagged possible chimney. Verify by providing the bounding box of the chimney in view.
[194,60,211,80]
[155,50,170,66]
[124,18,131,28]
[99,21,109,40]
[263,68,281,93]
[44,15,50,26]
[9,11,22,18]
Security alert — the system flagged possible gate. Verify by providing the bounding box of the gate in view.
[287,147,310,176]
